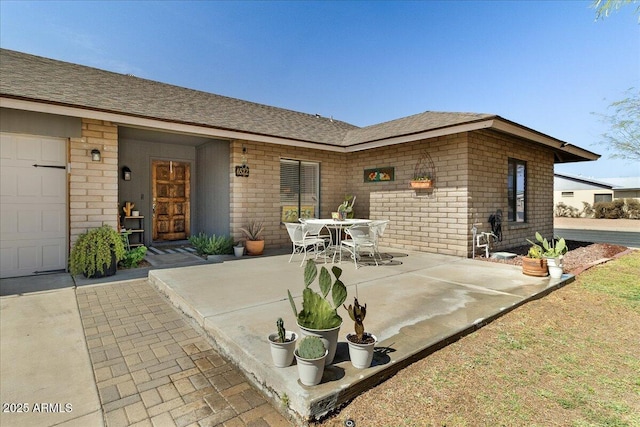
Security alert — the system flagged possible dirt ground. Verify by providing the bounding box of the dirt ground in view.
[315,244,639,427]
[475,240,629,275]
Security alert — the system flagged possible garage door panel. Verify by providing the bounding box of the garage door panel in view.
[0,133,67,278]
[0,171,17,196]
[16,137,40,161]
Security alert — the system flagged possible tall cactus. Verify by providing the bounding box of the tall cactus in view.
[344,297,367,342]
[276,318,286,343]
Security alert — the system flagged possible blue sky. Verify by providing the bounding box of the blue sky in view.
[1,0,638,178]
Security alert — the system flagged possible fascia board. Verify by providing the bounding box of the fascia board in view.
[490,118,600,161]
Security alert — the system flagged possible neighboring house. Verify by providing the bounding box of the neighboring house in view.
[0,49,599,278]
[605,177,640,201]
[554,173,640,213]
[554,173,615,212]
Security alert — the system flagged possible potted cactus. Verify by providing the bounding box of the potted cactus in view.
[288,260,347,365]
[294,336,327,386]
[522,235,548,277]
[267,318,297,368]
[528,232,568,279]
[344,297,377,369]
[239,219,264,256]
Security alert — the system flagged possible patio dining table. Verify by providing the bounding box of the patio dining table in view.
[304,218,370,262]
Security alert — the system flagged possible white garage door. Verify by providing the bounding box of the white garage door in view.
[0,133,67,278]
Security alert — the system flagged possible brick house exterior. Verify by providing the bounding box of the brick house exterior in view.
[0,49,598,277]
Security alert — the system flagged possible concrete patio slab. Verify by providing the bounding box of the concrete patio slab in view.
[148,249,573,423]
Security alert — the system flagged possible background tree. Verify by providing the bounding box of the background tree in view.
[591,0,640,21]
[594,88,640,162]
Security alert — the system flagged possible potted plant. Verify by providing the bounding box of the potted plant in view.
[337,195,356,220]
[240,219,265,256]
[521,240,548,277]
[233,242,244,257]
[294,336,327,386]
[288,259,348,365]
[410,174,432,189]
[344,297,377,369]
[528,232,568,279]
[268,318,297,368]
[70,225,126,278]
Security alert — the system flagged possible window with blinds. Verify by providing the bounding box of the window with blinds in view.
[280,159,320,222]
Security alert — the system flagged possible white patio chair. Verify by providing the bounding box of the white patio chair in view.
[341,223,378,268]
[285,222,327,266]
[369,219,389,257]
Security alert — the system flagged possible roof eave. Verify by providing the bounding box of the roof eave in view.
[489,117,600,163]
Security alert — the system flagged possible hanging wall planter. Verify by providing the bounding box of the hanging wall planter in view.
[410,179,433,189]
[410,150,436,190]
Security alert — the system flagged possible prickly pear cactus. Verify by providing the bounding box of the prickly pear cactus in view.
[287,260,348,329]
[297,336,326,359]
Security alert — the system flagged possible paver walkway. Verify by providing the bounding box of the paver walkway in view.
[76,280,292,427]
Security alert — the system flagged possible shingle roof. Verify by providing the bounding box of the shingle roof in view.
[342,111,496,146]
[0,49,357,144]
[1,49,501,146]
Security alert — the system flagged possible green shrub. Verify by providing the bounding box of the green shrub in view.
[624,198,640,219]
[188,232,234,256]
[119,246,148,269]
[555,202,580,218]
[70,225,126,276]
[594,200,626,219]
[581,202,594,218]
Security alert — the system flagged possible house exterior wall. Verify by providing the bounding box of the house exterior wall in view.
[69,118,119,244]
[467,130,555,254]
[196,141,231,237]
[228,130,556,257]
[353,134,469,255]
[229,140,346,248]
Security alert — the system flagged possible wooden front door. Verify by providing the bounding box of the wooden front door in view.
[152,160,190,241]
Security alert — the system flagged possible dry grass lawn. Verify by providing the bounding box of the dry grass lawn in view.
[316,250,640,427]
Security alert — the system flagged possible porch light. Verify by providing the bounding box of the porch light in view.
[122,166,131,181]
[91,149,101,162]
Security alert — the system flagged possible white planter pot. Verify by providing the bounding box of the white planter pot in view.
[346,333,377,369]
[298,323,341,366]
[233,246,244,257]
[295,349,328,386]
[546,257,563,279]
[268,331,297,368]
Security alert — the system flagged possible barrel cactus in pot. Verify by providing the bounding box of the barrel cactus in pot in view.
[294,336,327,386]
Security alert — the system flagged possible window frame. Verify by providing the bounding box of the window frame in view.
[507,158,527,223]
[280,158,320,223]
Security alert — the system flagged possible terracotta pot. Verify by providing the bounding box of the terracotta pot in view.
[522,256,548,277]
[410,180,433,189]
[244,239,264,256]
